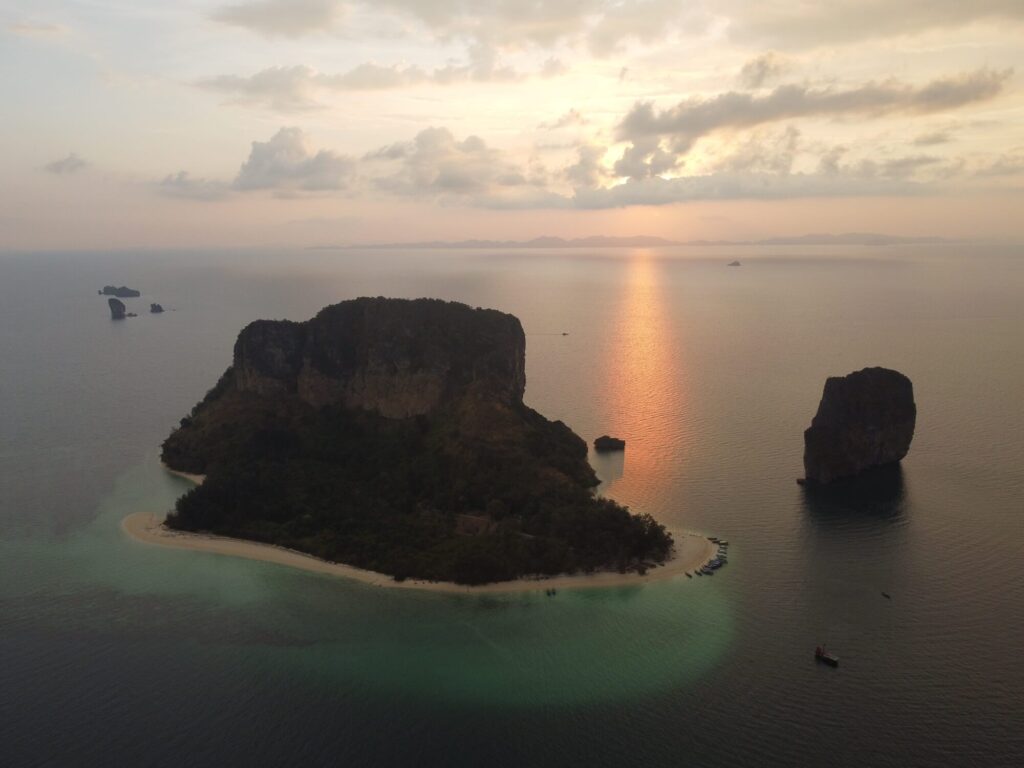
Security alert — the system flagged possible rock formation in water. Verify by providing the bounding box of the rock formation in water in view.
[802,367,916,484]
[108,298,127,320]
[150,303,164,313]
[727,260,742,267]
[161,297,671,584]
[100,285,141,298]
[594,435,626,451]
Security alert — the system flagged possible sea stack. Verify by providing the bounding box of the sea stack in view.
[150,303,164,313]
[594,435,626,451]
[108,298,127,320]
[802,367,916,484]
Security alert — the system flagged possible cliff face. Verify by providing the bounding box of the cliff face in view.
[803,367,916,484]
[233,298,526,419]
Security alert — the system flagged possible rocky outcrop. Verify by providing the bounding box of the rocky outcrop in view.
[100,285,141,298]
[803,367,916,484]
[108,298,127,320]
[232,297,526,419]
[150,303,164,313]
[594,435,625,451]
[727,260,742,267]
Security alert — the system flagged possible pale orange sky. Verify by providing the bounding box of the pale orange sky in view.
[2,1,1023,249]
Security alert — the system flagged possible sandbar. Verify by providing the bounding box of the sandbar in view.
[122,511,719,594]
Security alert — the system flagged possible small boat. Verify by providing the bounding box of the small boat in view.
[815,645,839,667]
[718,540,729,546]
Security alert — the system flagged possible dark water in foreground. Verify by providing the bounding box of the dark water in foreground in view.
[1,246,1022,767]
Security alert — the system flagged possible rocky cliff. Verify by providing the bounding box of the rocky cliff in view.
[161,297,671,584]
[232,297,525,418]
[108,298,126,320]
[803,367,916,484]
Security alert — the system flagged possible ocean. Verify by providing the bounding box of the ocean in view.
[1,245,1021,766]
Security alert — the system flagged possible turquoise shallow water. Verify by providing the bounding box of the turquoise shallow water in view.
[1,246,1022,766]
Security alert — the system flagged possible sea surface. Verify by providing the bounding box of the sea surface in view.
[1,245,1022,767]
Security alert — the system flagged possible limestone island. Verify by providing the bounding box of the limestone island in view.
[154,297,674,586]
[99,285,141,298]
[801,366,916,484]
[108,298,137,320]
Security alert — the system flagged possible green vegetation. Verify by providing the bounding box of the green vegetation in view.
[162,370,673,585]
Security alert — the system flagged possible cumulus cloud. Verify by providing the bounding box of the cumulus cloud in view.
[44,153,87,174]
[158,172,231,200]
[234,127,354,191]
[737,52,787,89]
[211,0,341,38]
[612,137,680,179]
[618,68,1012,155]
[565,145,608,188]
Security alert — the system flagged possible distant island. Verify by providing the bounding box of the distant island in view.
[157,298,673,585]
[99,285,141,298]
[315,233,958,250]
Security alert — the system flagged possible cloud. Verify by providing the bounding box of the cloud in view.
[913,131,953,146]
[565,145,608,187]
[158,172,231,200]
[737,52,787,89]
[364,127,564,208]
[207,0,695,52]
[211,0,342,38]
[721,0,1024,48]
[612,137,680,179]
[234,127,354,191]
[196,49,556,111]
[7,21,70,38]
[44,153,88,175]
[539,108,587,131]
[618,68,1012,155]
[572,170,923,209]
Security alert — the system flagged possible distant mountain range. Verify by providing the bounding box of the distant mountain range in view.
[316,233,958,250]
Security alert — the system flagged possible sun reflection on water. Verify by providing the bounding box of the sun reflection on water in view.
[596,252,689,512]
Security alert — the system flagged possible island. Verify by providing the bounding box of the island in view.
[801,366,916,484]
[154,298,674,585]
[99,285,141,298]
[594,435,626,451]
[150,303,164,313]
[727,260,742,267]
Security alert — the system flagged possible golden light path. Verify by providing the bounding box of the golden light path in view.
[596,251,689,510]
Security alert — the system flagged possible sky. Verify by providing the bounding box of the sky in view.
[2,0,1023,249]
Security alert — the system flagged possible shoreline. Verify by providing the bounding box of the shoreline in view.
[163,464,206,486]
[121,511,719,594]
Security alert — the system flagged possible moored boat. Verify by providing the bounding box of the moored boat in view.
[815,645,839,667]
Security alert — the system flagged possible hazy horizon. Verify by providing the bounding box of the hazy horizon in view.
[3,1,1024,250]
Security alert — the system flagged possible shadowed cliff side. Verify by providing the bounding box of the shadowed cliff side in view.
[803,367,916,485]
[162,297,671,584]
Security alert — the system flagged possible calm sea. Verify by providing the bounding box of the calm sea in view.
[1,246,1021,767]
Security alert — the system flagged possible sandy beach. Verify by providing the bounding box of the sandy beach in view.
[122,511,719,594]
[163,466,206,485]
